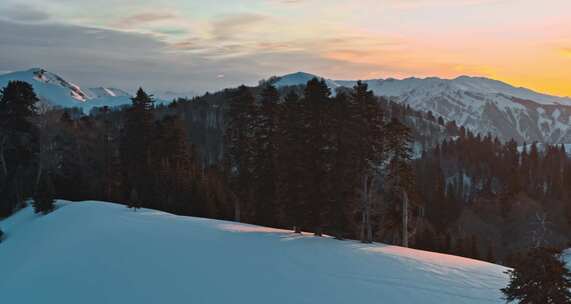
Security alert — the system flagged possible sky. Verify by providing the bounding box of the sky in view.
[0,0,570,96]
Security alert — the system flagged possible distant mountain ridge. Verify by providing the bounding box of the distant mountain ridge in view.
[0,68,133,112]
[274,72,571,144]
[0,68,178,112]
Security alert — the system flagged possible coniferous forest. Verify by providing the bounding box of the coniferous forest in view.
[1,78,571,266]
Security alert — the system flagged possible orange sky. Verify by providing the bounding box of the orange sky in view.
[1,0,570,95]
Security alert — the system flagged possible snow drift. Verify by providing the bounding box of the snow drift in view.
[0,201,509,303]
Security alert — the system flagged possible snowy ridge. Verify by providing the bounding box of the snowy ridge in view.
[275,72,571,144]
[0,201,508,304]
[0,68,134,112]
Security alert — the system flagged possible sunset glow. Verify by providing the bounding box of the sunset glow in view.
[0,0,570,95]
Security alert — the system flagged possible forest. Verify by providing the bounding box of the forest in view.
[1,78,570,265]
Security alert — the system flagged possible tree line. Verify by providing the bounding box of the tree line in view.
[2,78,571,262]
[224,79,417,243]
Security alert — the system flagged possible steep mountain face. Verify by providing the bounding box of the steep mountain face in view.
[275,72,571,144]
[0,68,132,112]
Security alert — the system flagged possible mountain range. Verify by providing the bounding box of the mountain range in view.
[2,68,571,144]
[275,72,571,144]
[0,68,186,113]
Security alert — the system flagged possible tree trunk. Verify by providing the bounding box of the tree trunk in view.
[293,225,301,234]
[0,140,7,178]
[233,194,241,222]
[402,191,409,248]
[35,161,43,190]
[360,174,374,243]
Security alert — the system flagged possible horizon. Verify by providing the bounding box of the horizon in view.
[2,67,569,99]
[0,0,570,96]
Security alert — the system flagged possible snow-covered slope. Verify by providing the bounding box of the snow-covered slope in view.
[0,68,132,112]
[275,72,571,144]
[0,201,508,303]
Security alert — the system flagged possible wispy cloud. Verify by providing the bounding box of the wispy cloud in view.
[1,0,571,96]
[0,3,51,23]
[114,12,178,28]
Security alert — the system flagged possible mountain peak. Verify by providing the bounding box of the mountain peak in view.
[0,68,135,111]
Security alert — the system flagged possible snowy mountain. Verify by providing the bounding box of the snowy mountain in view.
[275,72,571,144]
[0,68,134,112]
[0,200,509,304]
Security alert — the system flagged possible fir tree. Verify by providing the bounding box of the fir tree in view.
[224,85,257,222]
[351,81,385,243]
[502,247,571,304]
[121,88,155,208]
[33,172,55,214]
[251,85,279,225]
[302,78,332,236]
[276,91,305,232]
[0,81,39,216]
[383,117,415,246]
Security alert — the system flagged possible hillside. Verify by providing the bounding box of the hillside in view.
[275,72,571,144]
[0,68,132,111]
[0,68,176,112]
[0,201,509,304]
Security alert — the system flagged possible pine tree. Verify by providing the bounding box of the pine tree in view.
[224,85,257,222]
[502,247,571,303]
[383,117,415,246]
[33,172,55,214]
[301,78,332,236]
[276,91,305,232]
[251,85,279,225]
[121,88,155,208]
[351,81,385,243]
[0,81,39,217]
[328,91,356,239]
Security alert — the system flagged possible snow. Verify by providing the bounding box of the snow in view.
[275,72,571,144]
[276,72,571,106]
[0,201,509,303]
[0,69,172,112]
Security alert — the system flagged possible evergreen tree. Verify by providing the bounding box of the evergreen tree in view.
[383,117,415,246]
[276,91,305,232]
[0,81,39,217]
[251,85,279,225]
[224,85,257,222]
[328,91,355,239]
[128,188,141,210]
[33,172,55,214]
[502,247,571,304]
[301,78,332,236]
[121,88,155,208]
[351,81,385,243]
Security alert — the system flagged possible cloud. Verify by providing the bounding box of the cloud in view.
[0,3,51,23]
[211,13,268,40]
[385,0,501,9]
[114,12,177,28]
[562,48,571,58]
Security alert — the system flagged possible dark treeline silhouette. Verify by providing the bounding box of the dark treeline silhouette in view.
[1,78,570,265]
[223,79,416,243]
